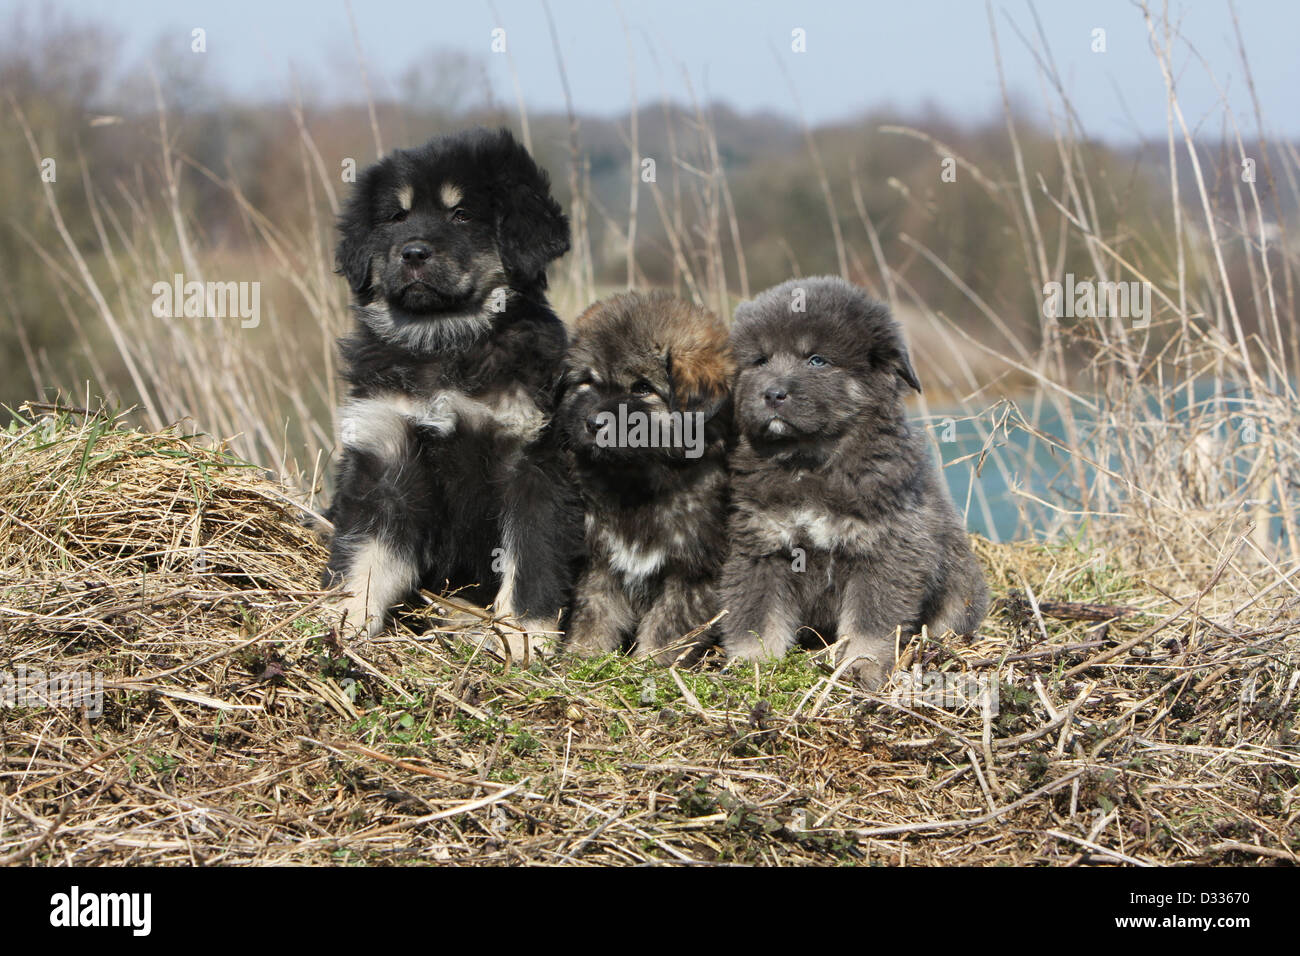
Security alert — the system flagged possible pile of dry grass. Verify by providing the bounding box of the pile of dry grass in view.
[1,410,1296,866]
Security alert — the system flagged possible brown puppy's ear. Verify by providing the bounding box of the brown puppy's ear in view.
[665,347,732,421]
[896,346,922,393]
[552,360,581,407]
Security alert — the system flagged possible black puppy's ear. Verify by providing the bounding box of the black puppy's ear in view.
[497,181,570,287]
[896,346,922,393]
[335,229,373,298]
[335,163,384,298]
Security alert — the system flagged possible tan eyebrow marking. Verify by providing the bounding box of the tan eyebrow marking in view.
[440,182,463,208]
[396,184,414,211]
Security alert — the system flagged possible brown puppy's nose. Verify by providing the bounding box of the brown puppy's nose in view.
[401,241,432,264]
[763,386,788,408]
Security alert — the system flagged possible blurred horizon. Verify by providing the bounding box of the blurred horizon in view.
[5,0,1300,142]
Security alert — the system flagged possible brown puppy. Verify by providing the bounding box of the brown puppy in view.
[558,292,732,664]
[720,277,988,688]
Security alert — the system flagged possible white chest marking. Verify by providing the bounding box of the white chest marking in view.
[599,529,668,583]
[339,386,546,457]
[756,506,880,554]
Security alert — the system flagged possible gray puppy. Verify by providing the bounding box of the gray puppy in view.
[719,277,988,688]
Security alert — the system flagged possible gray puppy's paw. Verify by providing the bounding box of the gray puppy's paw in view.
[847,656,892,691]
[834,636,896,691]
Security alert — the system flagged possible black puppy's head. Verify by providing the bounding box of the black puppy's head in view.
[730,277,920,449]
[559,292,732,465]
[336,128,569,342]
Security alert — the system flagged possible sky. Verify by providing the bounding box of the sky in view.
[8,0,1299,142]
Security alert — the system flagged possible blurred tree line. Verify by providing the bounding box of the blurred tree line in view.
[2,15,1294,419]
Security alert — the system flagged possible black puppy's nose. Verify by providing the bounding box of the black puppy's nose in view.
[585,416,603,437]
[763,386,789,408]
[401,241,432,264]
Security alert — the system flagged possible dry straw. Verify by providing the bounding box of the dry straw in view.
[1,409,1296,865]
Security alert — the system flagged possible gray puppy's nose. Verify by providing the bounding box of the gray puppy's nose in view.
[401,241,432,264]
[763,386,788,408]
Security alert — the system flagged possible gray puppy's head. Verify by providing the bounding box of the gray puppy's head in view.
[730,277,920,451]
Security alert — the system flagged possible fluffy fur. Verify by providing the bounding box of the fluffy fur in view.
[324,127,581,651]
[559,292,733,664]
[719,277,988,688]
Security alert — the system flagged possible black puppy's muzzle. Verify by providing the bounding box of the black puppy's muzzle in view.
[401,241,433,265]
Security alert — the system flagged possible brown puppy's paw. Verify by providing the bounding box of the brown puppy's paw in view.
[562,622,623,659]
[637,639,697,668]
[563,638,612,659]
[721,629,792,663]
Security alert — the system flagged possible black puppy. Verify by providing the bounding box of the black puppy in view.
[720,277,988,688]
[324,128,580,655]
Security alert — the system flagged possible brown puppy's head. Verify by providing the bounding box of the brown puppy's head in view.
[730,277,920,451]
[560,292,732,464]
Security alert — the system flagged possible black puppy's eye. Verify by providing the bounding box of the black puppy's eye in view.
[753,355,768,367]
[388,209,408,224]
[630,380,654,397]
[451,208,471,224]
[808,354,830,368]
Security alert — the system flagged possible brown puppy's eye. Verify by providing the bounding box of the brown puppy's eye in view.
[753,355,768,367]
[451,208,471,224]
[630,380,654,397]
[807,354,830,368]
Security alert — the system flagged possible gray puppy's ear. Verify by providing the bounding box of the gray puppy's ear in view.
[896,346,922,393]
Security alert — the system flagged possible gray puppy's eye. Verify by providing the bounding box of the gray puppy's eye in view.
[630,380,654,397]
[753,355,768,367]
[807,354,830,368]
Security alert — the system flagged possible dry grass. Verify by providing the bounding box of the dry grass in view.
[2,410,1296,866]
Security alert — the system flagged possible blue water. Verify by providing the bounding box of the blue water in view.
[925,381,1293,544]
